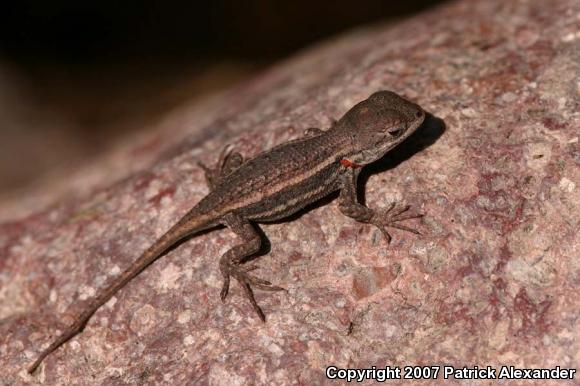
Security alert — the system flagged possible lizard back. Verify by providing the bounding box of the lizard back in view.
[197,131,351,222]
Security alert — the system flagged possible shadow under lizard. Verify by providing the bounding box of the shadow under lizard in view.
[28,90,426,373]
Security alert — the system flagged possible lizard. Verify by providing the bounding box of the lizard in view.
[27,90,426,373]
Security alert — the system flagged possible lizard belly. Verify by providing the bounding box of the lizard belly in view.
[239,162,342,222]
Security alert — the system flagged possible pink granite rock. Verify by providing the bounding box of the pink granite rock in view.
[1,0,579,384]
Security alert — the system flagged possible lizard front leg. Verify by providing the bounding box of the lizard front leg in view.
[219,213,284,321]
[198,145,244,189]
[338,167,422,244]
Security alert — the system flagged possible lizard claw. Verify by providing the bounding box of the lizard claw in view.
[371,202,423,244]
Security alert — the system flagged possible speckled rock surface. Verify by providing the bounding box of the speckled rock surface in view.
[1,0,579,384]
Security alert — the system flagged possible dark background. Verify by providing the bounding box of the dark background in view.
[0,0,443,195]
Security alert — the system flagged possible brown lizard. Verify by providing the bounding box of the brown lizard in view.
[28,90,426,373]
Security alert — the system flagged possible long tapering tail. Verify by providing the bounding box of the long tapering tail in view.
[28,214,213,373]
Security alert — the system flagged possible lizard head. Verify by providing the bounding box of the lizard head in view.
[340,90,425,165]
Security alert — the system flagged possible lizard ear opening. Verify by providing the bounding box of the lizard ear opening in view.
[387,127,405,137]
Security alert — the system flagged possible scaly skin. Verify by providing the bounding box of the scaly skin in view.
[28,90,426,373]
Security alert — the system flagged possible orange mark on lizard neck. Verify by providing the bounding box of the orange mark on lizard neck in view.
[340,159,362,168]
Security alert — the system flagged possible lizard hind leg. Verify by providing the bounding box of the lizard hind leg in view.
[198,145,244,189]
[219,213,284,322]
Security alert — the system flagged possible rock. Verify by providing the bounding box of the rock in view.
[1,0,578,383]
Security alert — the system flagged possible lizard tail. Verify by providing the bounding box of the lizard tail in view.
[27,214,213,374]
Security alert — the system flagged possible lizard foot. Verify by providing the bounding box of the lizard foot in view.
[198,145,244,189]
[303,127,324,138]
[371,202,423,244]
[220,262,285,322]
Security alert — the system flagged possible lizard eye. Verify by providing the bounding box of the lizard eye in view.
[387,126,405,137]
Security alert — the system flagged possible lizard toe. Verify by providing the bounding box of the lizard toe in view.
[372,203,422,244]
[220,275,231,301]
